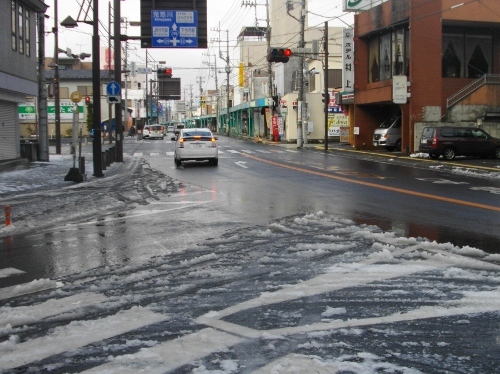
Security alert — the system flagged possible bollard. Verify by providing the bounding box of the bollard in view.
[110,147,115,163]
[105,149,111,166]
[79,156,85,174]
[102,152,107,170]
[5,206,11,226]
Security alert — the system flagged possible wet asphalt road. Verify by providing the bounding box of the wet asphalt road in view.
[0,134,500,373]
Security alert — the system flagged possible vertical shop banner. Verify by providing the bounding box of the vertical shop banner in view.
[343,28,354,92]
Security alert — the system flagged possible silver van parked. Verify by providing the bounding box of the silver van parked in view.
[373,116,402,151]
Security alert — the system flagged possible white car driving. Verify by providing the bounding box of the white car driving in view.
[173,128,218,166]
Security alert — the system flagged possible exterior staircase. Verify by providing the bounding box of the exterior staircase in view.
[447,74,500,110]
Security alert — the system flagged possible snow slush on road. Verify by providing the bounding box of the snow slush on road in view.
[1,211,500,373]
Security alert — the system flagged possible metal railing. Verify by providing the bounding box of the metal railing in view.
[447,74,500,109]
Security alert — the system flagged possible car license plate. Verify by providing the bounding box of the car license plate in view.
[421,138,427,144]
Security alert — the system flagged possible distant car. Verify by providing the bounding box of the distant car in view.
[174,123,185,135]
[149,124,165,140]
[419,126,500,160]
[167,125,175,133]
[142,125,151,139]
[173,128,218,167]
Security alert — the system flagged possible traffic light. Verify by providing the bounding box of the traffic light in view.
[85,96,91,104]
[157,67,173,78]
[266,48,292,63]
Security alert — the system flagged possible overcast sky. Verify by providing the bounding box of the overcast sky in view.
[43,0,353,94]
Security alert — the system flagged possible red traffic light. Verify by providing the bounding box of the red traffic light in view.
[157,67,173,78]
[267,48,292,63]
[85,96,91,104]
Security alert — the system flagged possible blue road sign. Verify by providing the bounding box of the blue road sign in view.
[151,10,198,48]
[106,81,121,96]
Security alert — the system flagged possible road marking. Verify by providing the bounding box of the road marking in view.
[256,150,272,154]
[241,150,255,154]
[241,153,500,212]
[0,279,63,301]
[166,151,174,156]
[0,292,109,326]
[235,161,248,168]
[227,150,240,154]
[81,328,244,374]
[133,152,143,157]
[0,307,167,371]
[150,152,160,157]
[0,268,25,278]
[416,178,469,185]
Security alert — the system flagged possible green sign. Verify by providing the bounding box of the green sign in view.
[18,102,84,120]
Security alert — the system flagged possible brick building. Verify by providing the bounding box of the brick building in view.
[352,0,500,152]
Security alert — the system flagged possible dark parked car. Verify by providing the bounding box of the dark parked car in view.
[419,126,500,160]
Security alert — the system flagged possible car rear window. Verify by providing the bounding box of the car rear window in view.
[151,125,162,131]
[421,127,434,138]
[182,130,212,138]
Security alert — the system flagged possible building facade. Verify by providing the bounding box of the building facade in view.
[352,0,500,152]
[0,0,48,161]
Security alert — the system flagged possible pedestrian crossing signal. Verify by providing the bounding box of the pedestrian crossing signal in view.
[266,48,292,63]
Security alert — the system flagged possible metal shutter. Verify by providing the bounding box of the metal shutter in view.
[0,101,18,160]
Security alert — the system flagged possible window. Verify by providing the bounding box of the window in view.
[18,4,24,54]
[309,72,316,92]
[442,31,492,78]
[392,29,404,76]
[379,33,391,81]
[328,69,342,89]
[369,38,379,82]
[11,1,16,51]
[59,87,69,99]
[25,9,30,56]
[77,86,93,96]
[368,27,409,83]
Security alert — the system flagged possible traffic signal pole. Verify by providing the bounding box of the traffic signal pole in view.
[114,0,123,162]
[297,0,306,148]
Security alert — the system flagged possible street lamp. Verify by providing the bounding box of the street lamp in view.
[61,1,103,177]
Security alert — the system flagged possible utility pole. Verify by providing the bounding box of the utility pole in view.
[266,0,271,138]
[225,29,231,136]
[213,23,231,135]
[53,0,61,154]
[297,0,306,147]
[323,22,329,151]
[196,76,205,115]
[213,55,219,133]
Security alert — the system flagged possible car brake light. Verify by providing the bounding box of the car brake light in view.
[194,135,201,139]
[431,136,438,148]
[179,138,184,148]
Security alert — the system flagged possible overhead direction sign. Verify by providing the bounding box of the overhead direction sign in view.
[151,10,198,47]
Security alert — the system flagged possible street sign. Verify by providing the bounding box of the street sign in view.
[136,67,153,74]
[106,81,121,96]
[107,95,121,104]
[151,10,198,48]
[70,91,82,103]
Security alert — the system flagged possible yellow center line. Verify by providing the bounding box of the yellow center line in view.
[241,153,500,213]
